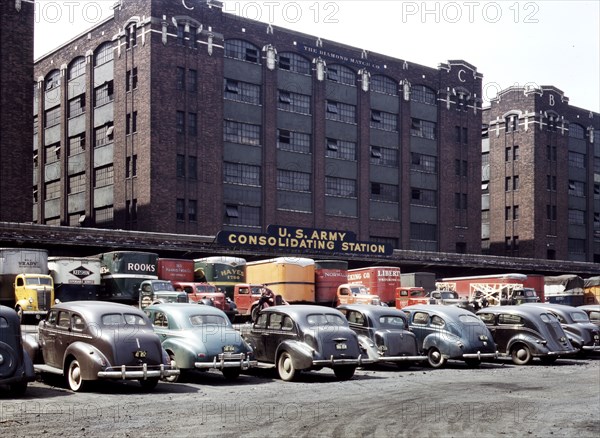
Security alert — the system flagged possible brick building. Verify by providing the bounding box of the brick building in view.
[0,0,34,222]
[33,0,483,254]
[482,86,600,262]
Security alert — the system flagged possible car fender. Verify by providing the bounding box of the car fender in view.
[22,333,42,364]
[505,334,548,356]
[356,334,379,360]
[162,338,203,369]
[63,341,109,380]
[423,333,462,358]
[276,340,314,370]
[20,346,36,379]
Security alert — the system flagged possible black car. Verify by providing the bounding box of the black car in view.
[244,305,368,381]
[337,304,426,367]
[0,305,36,395]
[477,306,578,365]
[578,304,600,327]
[521,303,600,353]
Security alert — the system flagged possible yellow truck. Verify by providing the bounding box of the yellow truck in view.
[0,248,55,321]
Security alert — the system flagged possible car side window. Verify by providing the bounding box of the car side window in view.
[71,314,85,331]
[498,314,524,325]
[347,311,365,326]
[431,315,445,327]
[478,313,495,325]
[281,316,294,331]
[254,313,268,329]
[57,311,70,329]
[238,287,249,295]
[46,309,58,325]
[153,312,168,328]
[413,312,429,325]
[268,313,283,330]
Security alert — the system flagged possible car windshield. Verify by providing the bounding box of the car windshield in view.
[570,311,590,323]
[189,314,228,326]
[306,313,346,327]
[459,314,482,324]
[102,313,149,326]
[378,316,405,329]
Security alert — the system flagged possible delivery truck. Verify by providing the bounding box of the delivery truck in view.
[48,256,102,302]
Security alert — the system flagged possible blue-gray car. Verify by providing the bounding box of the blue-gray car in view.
[144,303,256,381]
[403,305,498,368]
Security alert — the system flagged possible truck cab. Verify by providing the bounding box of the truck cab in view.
[14,274,54,321]
[337,284,381,306]
[233,283,264,316]
[138,280,188,309]
[395,287,428,309]
[172,281,232,311]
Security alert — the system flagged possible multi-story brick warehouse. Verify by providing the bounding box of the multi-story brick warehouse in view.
[33,0,483,254]
[0,0,34,222]
[482,86,600,262]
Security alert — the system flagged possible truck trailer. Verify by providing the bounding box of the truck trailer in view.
[347,266,401,305]
[48,256,101,302]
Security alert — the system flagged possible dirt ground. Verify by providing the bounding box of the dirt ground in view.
[1,354,598,438]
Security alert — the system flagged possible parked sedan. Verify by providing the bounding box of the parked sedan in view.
[337,304,426,367]
[521,303,600,353]
[244,305,369,381]
[402,305,497,368]
[144,303,256,381]
[578,304,600,327]
[25,301,178,391]
[476,306,578,365]
[0,305,36,395]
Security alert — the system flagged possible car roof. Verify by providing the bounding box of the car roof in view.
[146,303,227,318]
[52,301,147,318]
[578,304,600,311]
[521,303,587,314]
[337,304,406,317]
[402,304,473,317]
[259,305,344,319]
[475,305,550,317]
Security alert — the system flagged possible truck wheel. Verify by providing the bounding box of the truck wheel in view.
[67,359,88,392]
[427,347,447,368]
[277,351,296,381]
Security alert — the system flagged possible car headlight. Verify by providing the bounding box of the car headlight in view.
[479,335,488,341]
[29,297,34,303]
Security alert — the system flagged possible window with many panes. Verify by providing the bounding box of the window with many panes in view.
[370,110,397,131]
[223,162,261,186]
[126,67,138,91]
[188,200,197,222]
[94,124,113,147]
[568,151,585,168]
[371,146,399,166]
[277,129,310,153]
[325,177,356,197]
[45,143,60,164]
[95,206,113,224]
[94,165,113,187]
[410,153,436,172]
[371,75,397,95]
[176,199,185,221]
[411,188,437,207]
[568,238,585,254]
[277,170,310,192]
[68,135,85,156]
[94,43,113,66]
[224,79,261,104]
[45,70,60,91]
[278,53,310,75]
[410,118,436,139]
[326,138,356,160]
[568,180,585,197]
[326,100,356,123]
[326,65,355,85]
[410,223,437,240]
[411,85,436,105]
[44,107,61,128]
[68,95,85,118]
[94,81,113,107]
[224,204,260,226]
[278,90,310,114]
[569,123,585,139]
[45,180,60,200]
[68,173,86,194]
[568,209,585,225]
[224,40,260,63]
[371,183,398,202]
[224,120,260,146]
[68,58,86,80]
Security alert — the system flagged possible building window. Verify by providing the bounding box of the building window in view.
[126,24,137,49]
[188,25,198,48]
[224,204,260,226]
[547,175,557,191]
[95,206,114,225]
[371,183,398,202]
[568,209,585,225]
[505,206,511,220]
[410,223,437,241]
[513,205,520,220]
[505,177,511,191]
[188,113,197,136]
[411,188,437,207]
[410,118,436,139]
[546,204,557,221]
[223,162,261,186]
[94,165,114,188]
[411,85,436,105]
[94,124,114,147]
[44,143,60,163]
[455,126,468,143]
[325,100,356,124]
[569,123,585,139]
[224,79,261,105]
[371,146,399,167]
[568,239,586,254]
[513,145,520,160]
[595,184,600,199]
[176,111,185,134]
[370,110,397,131]
[224,40,260,63]
[547,145,557,161]
[94,81,114,107]
[410,153,437,173]
[278,90,310,114]
[68,173,86,194]
[326,65,356,86]
[224,120,261,146]
[188,69,197,92]
[68,58,86,80]
[371,75,397,95]
[68,135,85,156]
[277,170,311,192]
[94,43,113,66]
[454,193,467,210]
[67,95,85,118]
[177,24,185,45]
[326,138,356,161]
[188,200,197,222]
[177,154,185,178]
[278,53,310,75]
[594,158,600,174]
[44,107,61,128]
[125,155,137,178]
[44,180,61,200]
[454,160,468,177]
[325,177,356,197]
[176,199,185,221]
[188,156,197,179]
[277,129,311,154]
[126,112,138,135]
[176,67,185,90]
[568,151,585,169]
[505,115,518,132]
[569,180,586,197]
[126,67,138,91]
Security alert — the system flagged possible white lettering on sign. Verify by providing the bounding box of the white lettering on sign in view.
[458,69,466,82]
[548,94,555,106]
[127,263,156,272]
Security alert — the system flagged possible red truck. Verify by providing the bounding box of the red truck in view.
[347,267,401,305]
[314,260,348,305]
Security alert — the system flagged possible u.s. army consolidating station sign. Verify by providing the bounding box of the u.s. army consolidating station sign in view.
[216,225,393,257]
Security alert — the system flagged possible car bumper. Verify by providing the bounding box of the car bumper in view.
[581,344,600,351]
[376,354,428,363]
[97,363,179,379]
[461,351,498,360]
[195,353,257,370]
[312,354,373,366]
